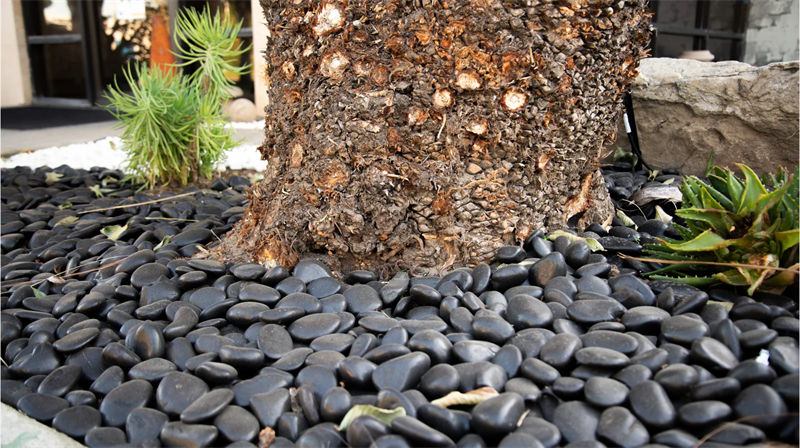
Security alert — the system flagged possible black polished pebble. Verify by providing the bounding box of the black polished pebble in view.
[1,168,798,448]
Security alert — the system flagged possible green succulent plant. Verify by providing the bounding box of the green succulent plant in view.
[644,163,799,295]
[104,7,250,188]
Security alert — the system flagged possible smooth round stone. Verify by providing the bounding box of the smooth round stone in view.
[520,358,560,386]
[126,407,169,443]
[472,314,515,345]
[539,332,582,369]
[652,429,698,447]
[238,283,280,305]
[288,313,341,342]
[654,363,699,395]
[100,380,153,427]
[612,364,652,389]
[293,259,332,283]
[359,315,399,333]
[419,364,460,399]
[552,376,584,400]
[37,364,82,397]
[417,404,471,441]
[232,374,291,407]
[628,380,676,428]
[86,427,127,448]
[187,259,227,275]
[163,307,199,339]
[580,330,639,355]
[596,406,649,448]
[133,323,166,360]
[17,393,69,422]
[491,264,529,291]
[131,263,171,289]
[769,336,799,374]
[708,422,766,445]
[140,281,181,306]
[196,361,239,384]
[661,315,709,345]
[365,344,412,364]
[492,345,523,378]
[453,340,500,363]
[129,358,178,381]
[226,302,270,327]
[53,405,102,438]
[567,300,625,324]
[678,400,731,427]
[9,342,61,376]
[296,365,338,401]
[337,356,377,389]
[343,284,382,313]
[276,292,321,314]
[89,365,125,396]
[382,326,409,346]
[307,277,342,298]
[320,387,351,423]
[230,263,266,281]
[690,337,740,373]
[258,324,293,359]
[509,328,553,358]
[574,347,629,368]
[276,411,308,441]
[372,352,431,391]
[250,388,291,429]
[214,405,259,442]
[506,295,553,329]
[621,306,670,334]
[530,252,567,287]
[305,350,346,370]
[64,390,96,407]
[272,347,313,372]
[584,377,629,407]
[156,371,210,416]
[728,359,776,386]
[773,373,799,404]
[178,270,208,288]
[160,421,219,447]
[495,245,527,263]
[732,384,788,429]
[391,415,455,447]
[189,286,227,310]
[217,345,264,370]
[575,275,611,296]
[346,415,392,447]
[738,328,778,351]
[259,307,304,325]
[470,392,524,437]
[407,330,452,364]
[181,388,235,423]
[276,277,306,296]
[552,401,600,444]
[52,327,99,352]
[564,240,591,268]
[691,377,741,401]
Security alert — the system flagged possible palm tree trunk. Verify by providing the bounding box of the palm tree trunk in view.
[214,0,651,275]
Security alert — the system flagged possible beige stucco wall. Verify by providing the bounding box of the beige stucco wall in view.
[251,0,267,118]
[744,0,800,66]
[1,0,32,107]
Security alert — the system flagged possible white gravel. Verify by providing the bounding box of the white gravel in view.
[1,122,268,172]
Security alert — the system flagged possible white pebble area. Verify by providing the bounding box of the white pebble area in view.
[0,121,268,172]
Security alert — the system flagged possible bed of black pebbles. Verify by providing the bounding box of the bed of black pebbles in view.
[1,164,797,448]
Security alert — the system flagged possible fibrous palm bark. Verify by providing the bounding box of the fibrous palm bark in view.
[215,0,651,275]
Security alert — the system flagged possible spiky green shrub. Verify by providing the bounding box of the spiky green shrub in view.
[105,7,250,188]
[645,164,799,295]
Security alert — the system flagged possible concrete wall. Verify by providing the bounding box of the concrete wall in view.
[1,0,32,107]
[744,0,800,65]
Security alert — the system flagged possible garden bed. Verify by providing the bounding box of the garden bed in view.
[0,162,797,448]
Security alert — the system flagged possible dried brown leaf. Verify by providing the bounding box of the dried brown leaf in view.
[431,387,499,407]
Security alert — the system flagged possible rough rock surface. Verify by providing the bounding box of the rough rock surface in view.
[617,58,798,176]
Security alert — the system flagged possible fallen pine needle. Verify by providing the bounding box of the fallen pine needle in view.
[619,254,800,273]
[78,191,198,214]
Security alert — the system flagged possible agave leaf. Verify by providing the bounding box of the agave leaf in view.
[707,300,734,311]
[712,268,751,286]
[680,177,704,209]
[89,184,105,198]
[648,274,718,287]
[547,230,604,252]
[707,171,730,198]
[671,222,695,241]
[430,387,500,408]
[45,171,64,183]
[762,263,799,288]
[675,208,734,236]
[338,405,405,431]
[656,229,733,252]
[735,164,767,215]
[54,216,78,227]
[775,229,799,254]
[101,223,129,241]
[32,287,46,298]
[725,170,744,206]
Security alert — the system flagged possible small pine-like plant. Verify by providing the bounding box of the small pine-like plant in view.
[645,164,799,295]
[105,7,250,188]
